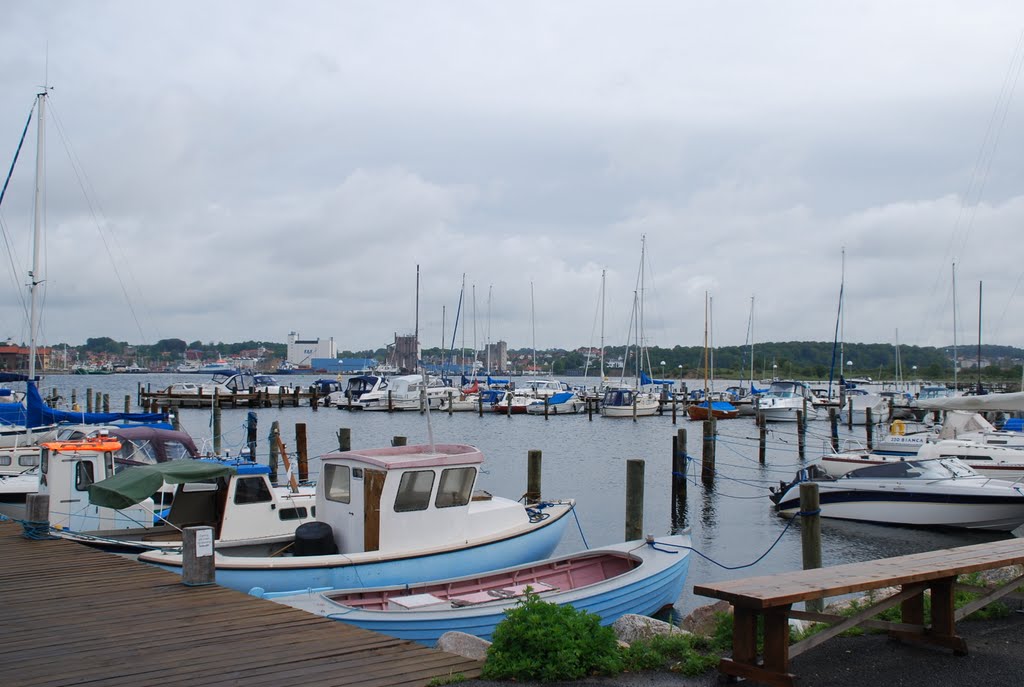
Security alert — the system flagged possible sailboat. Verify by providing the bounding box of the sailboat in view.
[600,238,660,418]
[687,293,738,421]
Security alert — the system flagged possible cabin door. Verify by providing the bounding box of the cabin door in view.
[363,469,386,552]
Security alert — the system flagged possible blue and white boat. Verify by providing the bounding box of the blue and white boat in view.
[255,534,691,646]
[525,391,585,415]
[139,443,575,593]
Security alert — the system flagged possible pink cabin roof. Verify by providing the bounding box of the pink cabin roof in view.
[323,443,484,470]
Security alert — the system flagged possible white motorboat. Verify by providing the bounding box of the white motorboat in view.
[525,391,585,415]
[359,374,454,411]
[839,390,889,425]
[325,374,387,407]
[515,379,568,399]
[599,387,660,418]
[819,438,1024,482]
[139,443,575,594]
[771,458,1024,531]
[165,372,291,397]
[755,381,818,422]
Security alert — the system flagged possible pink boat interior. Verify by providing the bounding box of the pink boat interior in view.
[327,550,642,611]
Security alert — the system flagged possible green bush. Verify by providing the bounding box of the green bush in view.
[481,592,623,681]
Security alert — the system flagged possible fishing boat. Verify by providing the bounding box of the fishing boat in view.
[138,443,575,593]
[770,458,1024,531]
[255,534,691,647]
[755,380,818,422]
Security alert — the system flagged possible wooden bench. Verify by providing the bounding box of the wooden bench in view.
[693,538,1024,687]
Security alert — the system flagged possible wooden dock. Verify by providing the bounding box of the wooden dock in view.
[0,522,483,686]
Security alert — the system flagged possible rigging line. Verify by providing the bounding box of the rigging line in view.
[46,99,153,345]
[0,103,39,336]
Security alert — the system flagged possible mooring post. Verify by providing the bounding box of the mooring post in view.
[123,394,131,413]
[310,385,319,411]
[758,411,767,464]
[296,422,308,482]
[212,390,222,455]
[865,407,874,449]
[701,419,716,484]
[388,390,394,412]
[337,427,351,452]
[799,482,823,613]
[632,394,638,422]
[86,387,93,413]
[448,390,454,416]
[392,435,407,447]
[847,397,854,430]
[526,449,542,504]
[26,493,49,535]
[672,429,687,514]
[268,420,280,483]
[797,410,806,460]
[71,389,77,409]
[587,397,594,421]
[245,411,257,458]
[625,459,645,541]
[102,393,110,413]
[478,393,484,417]
[544,395,549,419]
[829,407,839,453]
[182,526,216,586]
[136,381,142,406]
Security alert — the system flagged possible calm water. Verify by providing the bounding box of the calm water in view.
[41,373,1003,611]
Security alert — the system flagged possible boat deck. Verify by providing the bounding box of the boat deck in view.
[0,521,483,686]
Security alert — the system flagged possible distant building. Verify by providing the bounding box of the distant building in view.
[0,342,51,373]
[286,331,336,368]
[484,341,508,372]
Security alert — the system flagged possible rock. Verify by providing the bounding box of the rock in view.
[681,600,732,636]
[436,631,491,661]
[612,614,690,643]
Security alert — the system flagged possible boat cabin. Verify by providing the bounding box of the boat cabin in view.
[315,444,498,555]
[763,381,813,399]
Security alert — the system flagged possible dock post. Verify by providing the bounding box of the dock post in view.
[245,411,258,458]
[625,459,645,541]
[587,397,594,421]
[103,393,110,413]
[292,386,300,408]
[137,381,142,406]
[799,482,823,613]
[124,394,131,413]
[337,427,351,452]
[847,397,853,430]
[388,390,394,412]
[25,493,50,537]
[212,390,222,455]
[296,422,308,482]
[672,430,687,529]
[448,390,454,416]
[671,392,677,424]
[865,407,874,449]
[268,420,280,483]
[71,389,77,409]
[632,394,637,422]
[182,526,216,586]
[310,385,319,411]
[701,419,716,485]
[392,435,407,447]
[829,407,839,453]
[86,387,93,413]
[758,412,767,464]
[526,449,542,504]
[797,410,806,460]
[544,395,549,419]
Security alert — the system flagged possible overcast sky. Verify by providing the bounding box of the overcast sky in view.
[2,2,1023,355]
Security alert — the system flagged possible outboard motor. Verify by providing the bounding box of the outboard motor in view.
[293,521,338,556]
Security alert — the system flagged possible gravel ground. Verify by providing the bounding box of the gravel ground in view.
[460,611,1024,687]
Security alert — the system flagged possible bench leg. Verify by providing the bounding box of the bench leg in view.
[718,606,795,687]
[892,577,967,655]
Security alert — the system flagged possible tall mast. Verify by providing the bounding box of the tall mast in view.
[702,292,709,398]
[952,262,958,390]
[600,269,606,381]
[747,295,755,390]
[977,280,983,393]
[28,90,47,381]
[486,285,492,374]
[472,283,478,376]
[531,281,536,373]
[414,264,420,370]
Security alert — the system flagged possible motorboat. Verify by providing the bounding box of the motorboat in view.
[196,359,239,375]
[686,400,739,421]
[599,388,660,418]
[839,389,889,425]
[524,391,585,415]
[819,438,1024,482]
[515,379,568,399]
[359,374,454,411]
[873,411,1024,455]
[256,534,691,647]
[325,374,386,407]
[755,381,818,422]
[138,443,575,593]
[771,458,1024,531]
[490,390,534,415]
[165,372,291,396]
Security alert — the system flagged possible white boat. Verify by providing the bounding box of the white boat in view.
[820,438,1024,482]
[525,391,585,415]
[839,390,889,425]
[515,379,568,399]
[771,458,1024,531]
[166,372,291,396]
[359,374,454,411]
[599,387,660,417]
[874,411,1024,455]
[257,534,692,647]
[138,443,575,593]
[326,374,386,408]
[755,381,818,422]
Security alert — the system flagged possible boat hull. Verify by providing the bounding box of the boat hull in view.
[261,534,691,646]
[140,501,575,593]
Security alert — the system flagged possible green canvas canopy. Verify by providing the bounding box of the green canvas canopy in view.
[88,460,236,509]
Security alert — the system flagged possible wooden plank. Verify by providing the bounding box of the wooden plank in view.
[0,523,483,687]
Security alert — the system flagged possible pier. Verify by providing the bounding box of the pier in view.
[0,522,483,686]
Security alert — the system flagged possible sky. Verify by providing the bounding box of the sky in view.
[2,2,1024,355]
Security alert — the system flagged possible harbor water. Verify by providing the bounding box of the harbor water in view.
[41,373,1003,611]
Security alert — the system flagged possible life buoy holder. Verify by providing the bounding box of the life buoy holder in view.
[890,419,905,435]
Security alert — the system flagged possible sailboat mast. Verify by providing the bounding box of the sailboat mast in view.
[952,262,958,391]
[747,296,755,390]
[531,281,536,373]
[702,292,709,397]
[600,269,606,381]
[28,90,46,381]
[486,285,492,374]
[977,280,983,393]
[415,264,420,370]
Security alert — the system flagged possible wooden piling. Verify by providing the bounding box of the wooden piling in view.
[701,419,716,484]
[310,385,319,411]
[672,429,687,514]
[847,397,854,430]
[865,407,874,449]
[26,493,49,528]
[245,412,257,458]
[829,407,839,453]
[797,410,806,460]
[71,389,77,409]
[86,387,93,413]
[543,395,549,419]
[102,393,110,413]
[296,423,308,482]
[758,412,767,464]
[625,459,645,541]
[337,427,351,452]
[587,397,594,421]
[212,390,222,455]
[799,482,823,613]
[526,449,542,504]
[447,390,454,416]
[124,394,131,413]
[269,420,280,483]
[182,526,216,586]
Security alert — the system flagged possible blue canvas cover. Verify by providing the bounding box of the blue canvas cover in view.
[25,382,165,428]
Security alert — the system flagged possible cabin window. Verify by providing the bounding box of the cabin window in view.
[75,461,95,491]
[41,448,50,474]
[0,456,9,466]
[394,470,435,512]
[164,441,194,461]
[234,477,272,504]
[278,507,308,521]
[323,464,351,503]
[434,467,475,508]
[104,451,114,475]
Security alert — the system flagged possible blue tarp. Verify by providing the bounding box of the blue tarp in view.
[640,371,673,386]
[25,382,165,427]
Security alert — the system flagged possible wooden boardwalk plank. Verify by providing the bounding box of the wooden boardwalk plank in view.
[0,522,483,686]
